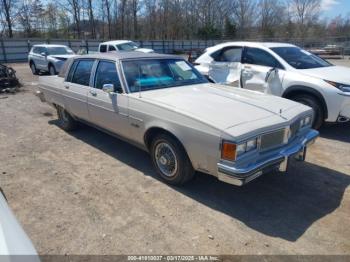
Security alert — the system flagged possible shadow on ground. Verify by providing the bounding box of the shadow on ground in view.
[319,122,350,143]
[49,120,350,242]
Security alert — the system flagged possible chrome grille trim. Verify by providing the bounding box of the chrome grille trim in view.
[259,128,286,150]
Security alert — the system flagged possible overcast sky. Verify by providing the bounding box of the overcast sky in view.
[320,0,350,18]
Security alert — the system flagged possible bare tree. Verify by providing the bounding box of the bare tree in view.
[1,0,15,37]
[87,0,96,38]
[289,0,321,38]
[232,0,256,39]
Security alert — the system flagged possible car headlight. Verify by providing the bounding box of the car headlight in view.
[221,138,258,161]
[246,138,258,152]
[300,115,312,128]
[325,80,350,92]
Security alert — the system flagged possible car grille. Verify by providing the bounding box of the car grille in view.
[260,129,286,150]
[289,120,300,140]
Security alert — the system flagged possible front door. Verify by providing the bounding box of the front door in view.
[208,46,243,87]
[87,60,130,137]
[241,47,285,95]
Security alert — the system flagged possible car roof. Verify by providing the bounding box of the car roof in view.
[72,51,181,61]
[32,44,69,48]
[100,40,133,45]
[211,41,297,49]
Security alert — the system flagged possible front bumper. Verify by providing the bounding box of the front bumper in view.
[217,129,319,186]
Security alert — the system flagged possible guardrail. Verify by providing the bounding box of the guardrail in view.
[0,38,223,63]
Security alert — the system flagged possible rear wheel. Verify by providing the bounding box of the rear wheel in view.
[30,62,38,75]
[150,134,194,185]
[291,94,324,129]
[57,106,78,131]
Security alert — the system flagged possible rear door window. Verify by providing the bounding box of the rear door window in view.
[71,60,95,86]
[212,46,243,62]
[108,45,116,51]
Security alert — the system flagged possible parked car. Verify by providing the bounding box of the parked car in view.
[0,188,39,259]
[36,52,318,186]
[194,42,350,129]
[28,44,76,75]
[98,40,154,53]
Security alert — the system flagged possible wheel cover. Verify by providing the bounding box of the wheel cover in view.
[155,142,178,177]
[31,64,36,73]
[49,66,55,75]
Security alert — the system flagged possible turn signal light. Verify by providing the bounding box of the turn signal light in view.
[221,142,237,161]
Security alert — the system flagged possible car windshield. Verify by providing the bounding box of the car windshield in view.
[271,47,332,69]
[122,59,208,92]
[117,42,138,51]
[47,47,74,55]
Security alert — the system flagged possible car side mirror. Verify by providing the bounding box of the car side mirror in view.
[102,84,115,94]
[40,52,47,57]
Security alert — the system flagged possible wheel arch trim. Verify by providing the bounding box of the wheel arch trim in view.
[282,85,328,119]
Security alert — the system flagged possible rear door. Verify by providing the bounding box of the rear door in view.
[87,60,130,137]
[241,47,285,94]
[62,59,94,120]
[208,46,243,87]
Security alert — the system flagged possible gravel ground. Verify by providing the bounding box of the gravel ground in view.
[0,61,349,255]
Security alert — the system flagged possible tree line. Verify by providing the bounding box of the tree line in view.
[0,0,349,40]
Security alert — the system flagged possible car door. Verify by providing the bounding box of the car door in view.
[87,60,130,137]
[62,59,94,120]
[35,47,48,70]
[241,47,285,95]
[208,46,243,87]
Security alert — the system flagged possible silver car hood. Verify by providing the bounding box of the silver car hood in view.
[140,83,306,131]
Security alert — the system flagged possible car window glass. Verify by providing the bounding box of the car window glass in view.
[71,60,94,86]
[32,47,39,54]
[108,45,116,51]
[94,61,122,92]
[66,60,78,82]
[100,45,107,53]
[243,47,282,68]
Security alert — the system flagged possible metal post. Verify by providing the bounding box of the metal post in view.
[0,39,7,63]
[85,40,89,54]
[162,40,165,53]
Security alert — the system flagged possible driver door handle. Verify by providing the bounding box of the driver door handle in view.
[89,90,97,96]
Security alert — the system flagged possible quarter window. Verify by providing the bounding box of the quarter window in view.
[242,47,283,69]
[71,60,94,86]
[94,61,122,92]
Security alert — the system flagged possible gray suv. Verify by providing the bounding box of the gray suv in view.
[28,44,76,75]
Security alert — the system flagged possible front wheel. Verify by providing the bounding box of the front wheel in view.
[150,134,194,185]
[292,94,324,129]
[49,65,57,75]
[57,106,78,131]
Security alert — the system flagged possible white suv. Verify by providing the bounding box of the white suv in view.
[194,42,350,129]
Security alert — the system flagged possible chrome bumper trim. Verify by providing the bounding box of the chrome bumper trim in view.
[217,129,319,186]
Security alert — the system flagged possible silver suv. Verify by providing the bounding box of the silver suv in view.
[28,44,76,75]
